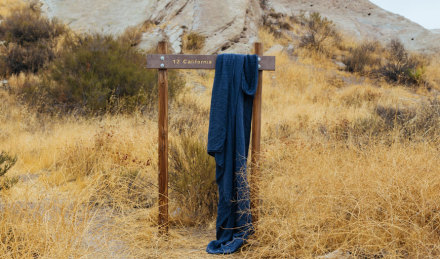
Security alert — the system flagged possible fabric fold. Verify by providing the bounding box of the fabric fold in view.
[206,54,259,254]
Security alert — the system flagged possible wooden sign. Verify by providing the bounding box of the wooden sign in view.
[146,54,276,71]
[148,42,275,235]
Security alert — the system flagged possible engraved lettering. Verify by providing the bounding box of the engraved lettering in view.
[173,58,214,66]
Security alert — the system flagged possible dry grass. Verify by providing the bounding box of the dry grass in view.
[0,0,24,18]
[251,141,440,258]
[2,5,440,255]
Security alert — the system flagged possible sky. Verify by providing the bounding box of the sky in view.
[370,0,440,29]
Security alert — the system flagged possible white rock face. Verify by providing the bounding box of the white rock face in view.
[39,0,440,54]
[138,0,261,54]
[41,0,156,35]
[266,0,440,53]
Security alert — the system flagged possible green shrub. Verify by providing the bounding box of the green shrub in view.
[0,151,16,178]
[0,6,64,75]
[380,39,427,86]
[0,151,19,191]
[31,34,184,113]
[169,135,217,225]
[299,12,339,54]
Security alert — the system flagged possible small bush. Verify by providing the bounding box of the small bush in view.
[338,85,382,107]
[0,151,19,190]
[170,97,210,135]
[183,32,205,53]
[0,6,64,75]
[331,99,440,144]
[262,12,291,39]
[299,12,339,54]
[400,98,440,139]
[380,39,427,86]
[169,135,217,225]
[374,99,440,140]
[0,151,16,178]
[375,105,416,129]
[90,169,155,211]
[344,41,382,74]
[4,42,55,74]
[28,34,184,113]
[119,26,143,47]
[331,116,389,144]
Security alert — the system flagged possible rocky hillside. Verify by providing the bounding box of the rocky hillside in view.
[39,0,440,54]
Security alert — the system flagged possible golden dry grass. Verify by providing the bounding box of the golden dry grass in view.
[0,0,24,18]
[2,6,440,256]
[3,52,440,258]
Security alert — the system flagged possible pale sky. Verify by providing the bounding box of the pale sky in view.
[370,0,440,29]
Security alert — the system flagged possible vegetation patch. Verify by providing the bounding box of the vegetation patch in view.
[379,39,428,87]
[343,41,382,74]
[0,5,65,76]
[182,32,205,53]
[15,33,184,114]
[169,135,217,225]
[299,12,340,55]
[0,151,18,191]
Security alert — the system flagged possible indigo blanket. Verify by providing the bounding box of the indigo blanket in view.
[206,54,259,254]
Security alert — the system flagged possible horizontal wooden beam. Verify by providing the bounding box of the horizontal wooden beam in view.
[146,54,275,71]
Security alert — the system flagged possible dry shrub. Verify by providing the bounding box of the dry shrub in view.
[380,39,428,86]
[299,12,340,55]
[267,120,293,140]
[330,98,440,145]
[375,104,416,129]
[344,41,382,74]
[0,151,18,190]
[0,5,65,75]
[182,32,205,53]
[90,169,155,212]
[338,84,382,107]
[425,55,440,90]
[0,198,92,257]
[169,97,210,136]
[249,141,440,258]
[119,26,143,47]
[331,116,389,145]
[262,11,291,39]
[8,72,48,112]
[407,98,440,137]
[55,123,156,212]
[169,135,217,225]
[388,98,440,140]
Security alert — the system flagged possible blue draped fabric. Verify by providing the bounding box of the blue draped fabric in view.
[206,54,259,254]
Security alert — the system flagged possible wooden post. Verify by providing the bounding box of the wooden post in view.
[251,42,263,224]
[146,44,275,234]
[158,41,169,234]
